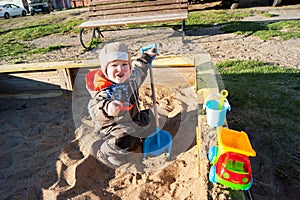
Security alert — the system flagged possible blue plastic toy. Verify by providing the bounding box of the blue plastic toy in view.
[142,44,172,159]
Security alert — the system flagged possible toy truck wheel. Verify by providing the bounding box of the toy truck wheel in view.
[208,146,218,164]
[209,165,217,183]
[244,177,253,190]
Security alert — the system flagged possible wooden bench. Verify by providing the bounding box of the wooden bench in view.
[78,0,189,49]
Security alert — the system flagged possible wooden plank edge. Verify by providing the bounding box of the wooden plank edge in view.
[195,53,218,200]
[0,55,195,73]
[195,54,244,199]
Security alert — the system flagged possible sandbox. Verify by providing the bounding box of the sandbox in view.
[69,53,227,199]
[0,53,235,199]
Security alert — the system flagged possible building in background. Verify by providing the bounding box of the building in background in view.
[0,0,74,12]
[51,0,71,10]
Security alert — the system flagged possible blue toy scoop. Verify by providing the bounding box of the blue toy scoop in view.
[143,128,172,159]
[142,44,172,159]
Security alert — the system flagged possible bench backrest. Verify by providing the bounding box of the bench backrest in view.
[88,0,188,21]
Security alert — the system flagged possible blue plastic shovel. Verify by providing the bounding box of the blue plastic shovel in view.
[142,44,172,159]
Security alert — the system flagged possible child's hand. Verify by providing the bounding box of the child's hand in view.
[107,100,122,116]
[144,47,157,58]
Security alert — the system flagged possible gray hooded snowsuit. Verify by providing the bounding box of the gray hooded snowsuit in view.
[86,53,155,167]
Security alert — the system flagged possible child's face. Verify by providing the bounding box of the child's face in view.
[106,60,131,83]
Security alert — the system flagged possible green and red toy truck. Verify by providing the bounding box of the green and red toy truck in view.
[208,127,256,190]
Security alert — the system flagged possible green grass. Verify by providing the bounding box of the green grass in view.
[187,9,252,28]
[1,8,300,62]
[217,60,299,125]
[98,9,253,32]
[31,44,71,54]
[146,10,300,41]
[258,11,279,18]
[216,60,300,186]
[0,13,84,62]
[221,20,300,40]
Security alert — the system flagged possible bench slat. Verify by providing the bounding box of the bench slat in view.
[89,4,187,17]
[90,0,188,11]
[90,0,144,6]
[89,0,188,7]
[89,2,188,12]
[89,7,187,19]
[79,13,187,29]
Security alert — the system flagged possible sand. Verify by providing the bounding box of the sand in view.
[0,79,202,199]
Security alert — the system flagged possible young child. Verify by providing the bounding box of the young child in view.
[85,42,157,168]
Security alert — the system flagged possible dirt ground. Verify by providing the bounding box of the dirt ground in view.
[6,3,299,69]
[1,3,299,200]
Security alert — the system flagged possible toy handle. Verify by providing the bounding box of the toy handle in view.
[141,43,158,62]
[218,90,228,110]
[118,102,134,111]
[203,93,230,110]
[142,43,160,131]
